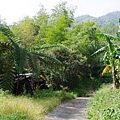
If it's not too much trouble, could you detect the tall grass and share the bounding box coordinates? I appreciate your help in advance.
[0,89,76,120]
[87,84,120,120]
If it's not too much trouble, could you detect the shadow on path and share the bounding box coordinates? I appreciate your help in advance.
[43,97,91,120]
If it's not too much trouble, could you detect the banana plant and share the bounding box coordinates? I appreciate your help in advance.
[92,33,120,89]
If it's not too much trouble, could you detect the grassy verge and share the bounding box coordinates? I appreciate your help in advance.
[87,84,120,120]
[0,89,76,120]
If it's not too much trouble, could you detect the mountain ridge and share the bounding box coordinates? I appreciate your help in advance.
[75,11,120,25]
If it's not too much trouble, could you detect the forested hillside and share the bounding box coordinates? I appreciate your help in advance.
[76,11,120,26]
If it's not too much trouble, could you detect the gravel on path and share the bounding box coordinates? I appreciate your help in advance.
[43,97,91,120]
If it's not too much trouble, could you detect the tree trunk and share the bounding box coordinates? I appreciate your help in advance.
[112,66,117,89]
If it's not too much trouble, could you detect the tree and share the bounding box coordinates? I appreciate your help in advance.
[11,16,36,48]
[70,21,103,84]
[101,22,119,36]
[33,5,49,48]
[45,2,74,44]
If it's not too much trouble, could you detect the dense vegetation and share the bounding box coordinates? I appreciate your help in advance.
[87,84,120,120]
[0,1,120,119]
[0,2,105,94]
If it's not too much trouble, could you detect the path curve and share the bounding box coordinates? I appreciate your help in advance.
[43,97,91,120]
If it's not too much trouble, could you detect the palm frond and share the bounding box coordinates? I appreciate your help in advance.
[107,39,115,56]
[0,24,14,38]
[0,40,15,92]
[96,33,117,41]
[0,60,15,92]
[31,52,63,75]
[33,44,72,52]
[91,46,107,56]
[32,52,62,66]
[14,44,28,73]
[27,53,40,76]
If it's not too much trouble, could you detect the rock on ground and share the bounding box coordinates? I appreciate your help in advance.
[43,97,91,120]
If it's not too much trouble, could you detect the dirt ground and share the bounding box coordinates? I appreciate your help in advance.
[43,97,91,120]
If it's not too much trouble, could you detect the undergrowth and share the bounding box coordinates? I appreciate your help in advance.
[87,84,120,120]
[0,89,76,120]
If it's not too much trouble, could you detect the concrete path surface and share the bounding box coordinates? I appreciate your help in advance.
[43,97,91,120]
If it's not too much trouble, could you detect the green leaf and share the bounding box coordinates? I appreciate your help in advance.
[0,24,14,38]
[14,44,28,73]
[91,46,107,56]
[107,39,115,56]
[96,33,116,41]
[97,33,116,56]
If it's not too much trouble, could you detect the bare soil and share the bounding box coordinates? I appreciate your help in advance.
[43,97,91,120]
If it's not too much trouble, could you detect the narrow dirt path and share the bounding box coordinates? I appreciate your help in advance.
[43,97,91,120]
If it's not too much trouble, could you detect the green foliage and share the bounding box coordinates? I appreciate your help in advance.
[0,24,14,39]
[0,65,15,92]
[51,1,74,26]
[33,6,48,47]
[0,41,15,91]
[0,112,28,120]
[87,84,120,120]
[70,21,104,85]
[0,89,10,96]
[44,2,74,44]
[51,48,87,90]
[56,90,76,101]
[33,89,76,101]
[0,25,63,93]
[14,44,28,73]
[72,21,100,56]
[93,33,120,88]
[32,89,57,98]
[46,16,68,44]
[101,22,119,36]
[12,16,36,48]
[71,87,86,97]
[1,2,118,95]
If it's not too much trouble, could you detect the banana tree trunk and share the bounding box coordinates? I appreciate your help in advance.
[112,65,117,89]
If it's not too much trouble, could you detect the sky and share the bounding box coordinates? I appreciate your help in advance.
[0,0,120,24]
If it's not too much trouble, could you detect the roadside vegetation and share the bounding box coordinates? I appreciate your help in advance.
[0,89,76,120]
[87,84,120,120]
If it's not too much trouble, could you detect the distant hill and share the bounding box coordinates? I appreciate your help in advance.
[75,11,120,26]
[75,15,96,23]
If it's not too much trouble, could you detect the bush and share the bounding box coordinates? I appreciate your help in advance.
[32,89,56,98]
[0,89,10,97]
[33,89,76,102]
[55,90,77,102]
[87,84,120,120]
[71,88,86,97]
